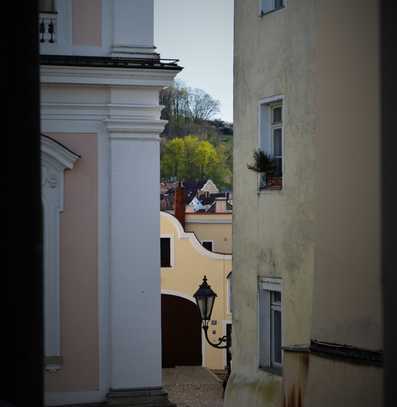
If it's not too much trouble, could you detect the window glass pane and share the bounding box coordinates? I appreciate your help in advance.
[272,106,282,124]
[160,238,171,267]
[275,0,284,10]
[273,310,282,364]
[261,0,273,14]
[202,241,213,251]
[274,158,282,177]
[273,128,282,157]
[272,291,281,304]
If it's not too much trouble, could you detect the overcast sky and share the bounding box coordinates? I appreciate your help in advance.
[154,0,234,123]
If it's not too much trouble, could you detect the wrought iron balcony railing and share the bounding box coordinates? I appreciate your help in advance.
[39,13,57,44]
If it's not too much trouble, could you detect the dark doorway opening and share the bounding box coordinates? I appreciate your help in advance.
[161,294,202,367]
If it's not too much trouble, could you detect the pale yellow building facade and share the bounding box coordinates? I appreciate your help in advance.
[185,213,232,254]
[160,211,232,370]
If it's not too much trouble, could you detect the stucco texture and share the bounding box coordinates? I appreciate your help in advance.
[45,133,99,392]
[185,213,232,254]
[228,0,382,406]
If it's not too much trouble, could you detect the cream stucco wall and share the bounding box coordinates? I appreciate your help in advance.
[160,212,232,370]
[45,133,99,392]
[228,0,382,406]
[312,0,382,351]
[185,213,232,254]
[228,0,316,405]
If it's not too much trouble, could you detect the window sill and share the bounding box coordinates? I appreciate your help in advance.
[257,186,283,195]
[258,186,283,192]
[259,6,285,18]
[258,175,283,192]
[259,365,283,376]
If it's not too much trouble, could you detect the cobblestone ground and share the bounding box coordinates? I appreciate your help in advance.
[163,366,224,407]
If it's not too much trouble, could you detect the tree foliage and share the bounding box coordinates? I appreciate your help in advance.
[161,136,231,188]
[160,82,232,189]
[160,81,221,139]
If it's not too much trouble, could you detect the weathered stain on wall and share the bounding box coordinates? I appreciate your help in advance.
[225,371,282,407]
[282,352,309,407]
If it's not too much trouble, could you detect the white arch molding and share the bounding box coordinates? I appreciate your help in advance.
[160,212,232,261]
[41,135,80,372]
[161,289,196,305]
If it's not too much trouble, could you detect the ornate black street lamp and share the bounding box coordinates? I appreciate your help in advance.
[193,276,231,391]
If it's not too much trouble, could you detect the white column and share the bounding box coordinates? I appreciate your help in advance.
[107,88,166,390]
[112,0,156,57]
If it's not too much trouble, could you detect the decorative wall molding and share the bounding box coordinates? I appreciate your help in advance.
[309,339,383,367]
[41,135,79,365]
[283,340,383,367]
[161,290,196,305]
[40,65,178,87]
[105,118,167,136]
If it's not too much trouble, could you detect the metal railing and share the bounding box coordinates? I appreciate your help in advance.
[39,13,56,44]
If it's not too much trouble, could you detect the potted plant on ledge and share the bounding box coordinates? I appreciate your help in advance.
[247,148,277,191]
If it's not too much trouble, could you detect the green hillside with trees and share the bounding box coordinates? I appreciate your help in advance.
[160,81,233,189]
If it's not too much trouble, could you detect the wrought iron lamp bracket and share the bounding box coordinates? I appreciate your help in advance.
[203,325,228,349]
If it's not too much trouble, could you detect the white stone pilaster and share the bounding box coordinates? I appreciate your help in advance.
[107,87,164,390]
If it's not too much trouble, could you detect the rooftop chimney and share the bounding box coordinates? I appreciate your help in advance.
[174,182,186,229]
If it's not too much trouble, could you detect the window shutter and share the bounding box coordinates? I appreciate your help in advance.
[259,288,271,367]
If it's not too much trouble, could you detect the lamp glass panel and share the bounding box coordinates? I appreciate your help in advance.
[206,294,216,320]
[196,296,207,320]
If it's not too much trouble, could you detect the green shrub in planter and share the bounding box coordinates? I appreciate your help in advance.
[247,149,276,189]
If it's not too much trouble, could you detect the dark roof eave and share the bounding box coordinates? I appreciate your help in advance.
[40,54,183,71]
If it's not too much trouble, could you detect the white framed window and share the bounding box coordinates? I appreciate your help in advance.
[258,96,284,190]
[258,277,282,373]
[161,235,174,268]
[202,240,214,252]
[260,0,285,16]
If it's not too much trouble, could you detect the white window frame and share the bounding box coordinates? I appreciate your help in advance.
[160,234,174,268]
[259,0,286,17]
[258,95,284,191]
[270,102,282,162]
[258,277,283,373]
[202,240,215,252]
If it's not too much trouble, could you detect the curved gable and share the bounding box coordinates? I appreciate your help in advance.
[161,211,231,261]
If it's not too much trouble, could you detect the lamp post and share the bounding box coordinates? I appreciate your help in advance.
[193,276,231,391]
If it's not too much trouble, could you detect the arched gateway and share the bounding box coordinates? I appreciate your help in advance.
[161,294,202,367]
